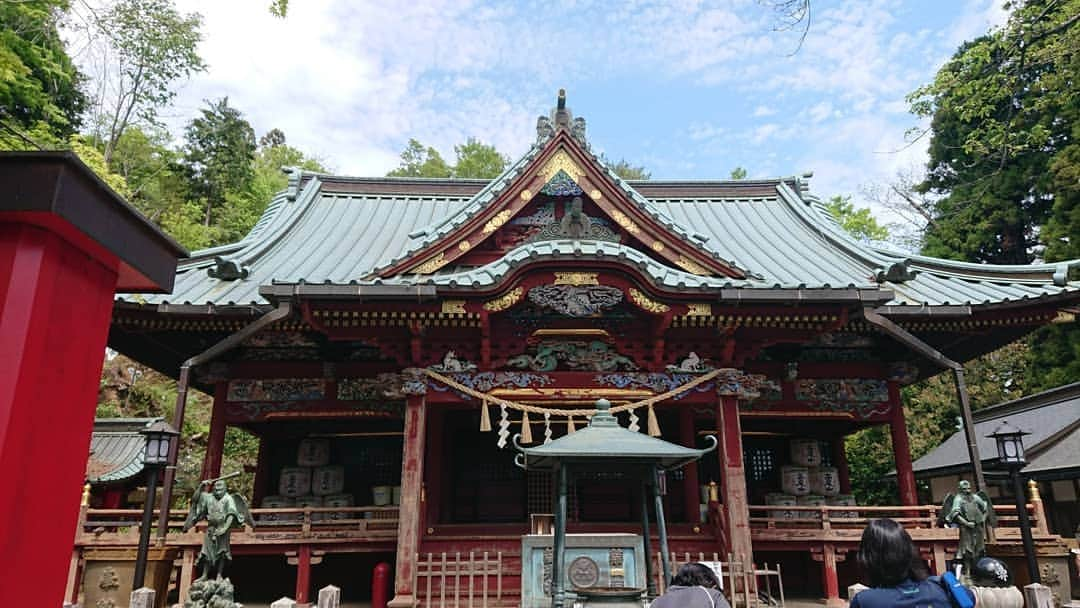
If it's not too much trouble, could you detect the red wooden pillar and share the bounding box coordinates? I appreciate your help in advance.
[200,382,228,480]
[888,382,918,506]
[821,543,843,608]
[680,405,701,523]
[388,391,428,608]
[295,545,312,604]
[0,151,184,608]
[832,436,851,494]
[716,395,753,566]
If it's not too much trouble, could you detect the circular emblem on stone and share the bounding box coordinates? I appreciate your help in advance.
[568,556,600,588]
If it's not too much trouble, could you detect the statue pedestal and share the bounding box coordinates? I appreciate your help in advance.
[82,547,179,608]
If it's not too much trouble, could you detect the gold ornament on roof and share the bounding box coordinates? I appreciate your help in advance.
[553,272,599,286]
[609,209,640,234]
[590,189,602,199]
[520,189,532,200]
[483,209,514,234]
[539,149,585,183]
[686,303,713,317]
[458,240,470,251]
[441,300,467,315]
[651,241,665,252]
[675,255,709,276]
[411,253,448,274]
[628,288,670,314]
[483,287,524,312]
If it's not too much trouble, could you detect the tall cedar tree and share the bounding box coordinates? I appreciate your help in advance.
[182,98,256,227]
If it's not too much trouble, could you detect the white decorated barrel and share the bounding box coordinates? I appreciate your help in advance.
[311,465,345,496]
[372,485,392,506]
[323,493,354,520]
[765,492,797,520]
[780,465,810,496]
[790,439,822,467]
[295,495,324,521]
[828,494,858,518]
[297,438,330,467]
[259,495,295,524]
[392,485,402,506]
[809,466,840,496]
[797,495,827,519]
[279,466,312,497]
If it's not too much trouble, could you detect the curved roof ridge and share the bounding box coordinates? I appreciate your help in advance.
[774,182,902,272]
[175,187,296,270]
[383,238,765,290]
[223,176,324,270]
[888,251,1080,286]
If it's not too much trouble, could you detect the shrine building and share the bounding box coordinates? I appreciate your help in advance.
[79,94,1080,607]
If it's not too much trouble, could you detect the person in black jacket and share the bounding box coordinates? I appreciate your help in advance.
[651,562,731,608]
[849,519,952,608]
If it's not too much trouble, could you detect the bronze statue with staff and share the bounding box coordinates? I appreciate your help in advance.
[182,471,254,580]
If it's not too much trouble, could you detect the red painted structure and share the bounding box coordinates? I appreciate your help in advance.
[0,152,184,607]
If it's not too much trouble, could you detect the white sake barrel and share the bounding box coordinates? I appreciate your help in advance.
[297,439,330,467]
[279,466,312,497]
[392,485,402,505]
[372,485,392,506]
[809,466,840,496]
[790,439,822,467]
[765,492,797,520]
[311,465,345,496]
[323,493,354,520]
[780,465,810,496]
[295,495,324,521]
[828,494,858,519]
[259,495,294,524]
[797,495,827,520]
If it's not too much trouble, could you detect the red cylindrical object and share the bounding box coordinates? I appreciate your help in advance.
[372,561,392,608]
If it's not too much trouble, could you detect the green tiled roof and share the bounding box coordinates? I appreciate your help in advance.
[123,142,1080,310]
[86,418,159,484]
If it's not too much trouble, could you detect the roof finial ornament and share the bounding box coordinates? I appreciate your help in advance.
[554,89,571,129]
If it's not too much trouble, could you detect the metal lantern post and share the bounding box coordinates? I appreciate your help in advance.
[133,420,179,590]
[987,421,1039,584]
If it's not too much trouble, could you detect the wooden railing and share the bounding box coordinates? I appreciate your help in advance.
[77,506,399,544]
[747,502,1043,534]
[414,551,507,608]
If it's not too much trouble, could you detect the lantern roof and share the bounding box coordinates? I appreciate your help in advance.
[514,399,716,471]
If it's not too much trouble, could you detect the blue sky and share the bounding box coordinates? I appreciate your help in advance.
[165,0,1007,219]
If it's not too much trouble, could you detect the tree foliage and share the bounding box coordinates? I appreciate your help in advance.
[182,98,257,227]
[93,0,205,165]
[387,138,452,178]
[453,138,508,179]
[909,0,1079,264]
[605,157,651,180]
[729,166,748,180]
[824,195,889,242]
[0,0,86,146]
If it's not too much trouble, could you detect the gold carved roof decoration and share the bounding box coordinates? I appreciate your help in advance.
[483,209,514,234]
[553,272,599,286]
[628,288,670,314]
[538,148,586,184]
[483,286,524,312]
[675,255,710,276]
[609,209,641,235]
[410,252,448,274]
[441,300,467,315]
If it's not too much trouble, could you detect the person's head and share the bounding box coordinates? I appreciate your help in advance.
[670,562,720,589]
[958,480,972,495]
[212,480,227,498]
[857,518,915,587]
[972,557,1012,588]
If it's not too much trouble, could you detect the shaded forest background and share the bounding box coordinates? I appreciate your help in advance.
[1,0,1076,505]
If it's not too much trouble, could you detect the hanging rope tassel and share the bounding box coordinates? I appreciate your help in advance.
[479,396,492,432]
[521,411,534,443]
[543,412,552,444]
[647,403,661,437]
[567,415,576,434]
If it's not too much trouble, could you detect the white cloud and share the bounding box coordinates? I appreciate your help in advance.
[752,105,776,117]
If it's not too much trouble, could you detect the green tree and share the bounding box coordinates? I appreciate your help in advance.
[729,166,748,180]
[452,138,508,179]
[909,0,1079,264]
[387,138,452,178]
[0,0,86,147]
[606,157,651,180]
[94,0,205,166]
[182,97,256,227]
[824,195,889,242]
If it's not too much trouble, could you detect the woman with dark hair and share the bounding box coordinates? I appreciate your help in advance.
[850,519,952,608]
[651,562,731,608]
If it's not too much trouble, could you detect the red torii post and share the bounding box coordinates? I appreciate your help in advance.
[0,152,184,608]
